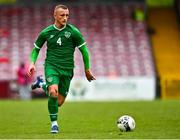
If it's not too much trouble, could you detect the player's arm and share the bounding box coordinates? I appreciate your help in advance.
[78,44,96,82]
[78,44,90,70]
[72,25,96,81]
[27,31,46,77]
[30,44,41,64]
[27,46,40,77]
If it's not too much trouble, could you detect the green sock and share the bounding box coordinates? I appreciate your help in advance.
[48,97,58,122]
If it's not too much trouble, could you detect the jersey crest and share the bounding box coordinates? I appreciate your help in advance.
[64,31,71,38]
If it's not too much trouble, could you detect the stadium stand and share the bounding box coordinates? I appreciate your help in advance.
[0,2,155,81]
[148,7,180,99]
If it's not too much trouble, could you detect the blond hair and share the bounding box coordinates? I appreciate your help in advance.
[54,4,68,11]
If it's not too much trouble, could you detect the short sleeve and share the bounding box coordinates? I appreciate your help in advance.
[34,31,46,49]
[72,27,86,48]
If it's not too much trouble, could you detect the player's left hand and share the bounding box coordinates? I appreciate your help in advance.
[85,69,96,82]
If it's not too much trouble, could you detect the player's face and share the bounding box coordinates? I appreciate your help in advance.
[54,8,69,26]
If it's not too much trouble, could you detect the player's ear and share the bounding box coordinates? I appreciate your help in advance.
[53,10,56,19]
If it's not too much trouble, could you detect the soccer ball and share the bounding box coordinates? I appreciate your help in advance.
[117,115,136,132]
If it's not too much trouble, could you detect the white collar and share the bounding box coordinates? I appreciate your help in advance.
[53,24,66,31]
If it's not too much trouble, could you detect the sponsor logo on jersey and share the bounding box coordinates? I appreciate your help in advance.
[50,35,55,39]
[64,31,71,38]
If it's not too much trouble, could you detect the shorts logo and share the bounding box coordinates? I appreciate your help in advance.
[64,31,71,38]
[47,77,53,83]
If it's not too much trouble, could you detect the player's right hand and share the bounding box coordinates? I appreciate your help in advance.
[27,63,36,77]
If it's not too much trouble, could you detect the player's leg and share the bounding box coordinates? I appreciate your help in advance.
[45,66,61,134]
[31,75,45,90]
[48,84,59,133]
[31,75,50,96]
[48,75,69,133]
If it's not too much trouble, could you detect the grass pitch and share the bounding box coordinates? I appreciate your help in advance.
[0,99,180,139]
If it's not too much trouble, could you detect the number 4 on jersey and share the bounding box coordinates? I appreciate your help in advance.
[57,37,62,46]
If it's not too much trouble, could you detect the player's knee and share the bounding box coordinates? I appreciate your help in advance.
[48,86,58,98]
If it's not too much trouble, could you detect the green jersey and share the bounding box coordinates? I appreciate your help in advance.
[34,24,86,69]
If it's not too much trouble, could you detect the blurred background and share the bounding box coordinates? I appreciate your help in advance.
[0,0,180,101]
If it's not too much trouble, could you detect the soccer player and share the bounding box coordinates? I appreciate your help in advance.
[27,4,95,134]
